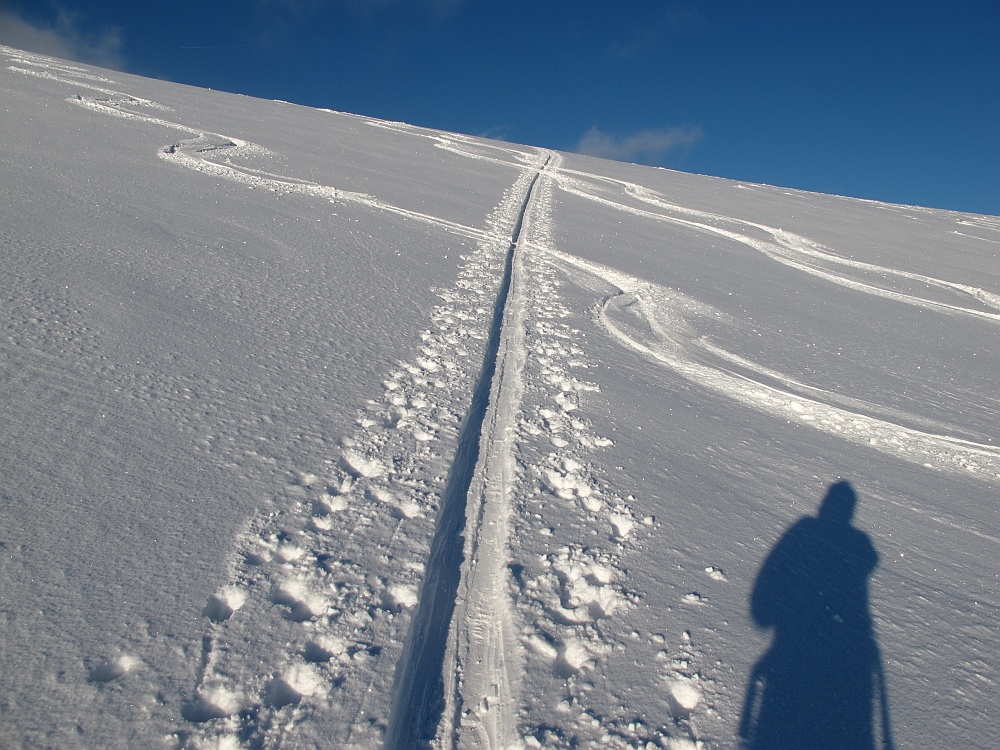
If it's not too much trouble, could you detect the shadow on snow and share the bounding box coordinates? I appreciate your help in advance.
[740,480,894,750]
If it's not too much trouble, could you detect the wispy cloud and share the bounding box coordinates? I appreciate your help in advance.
[576,125,703,165]
[476,125,511,142]
[0,7,123,69]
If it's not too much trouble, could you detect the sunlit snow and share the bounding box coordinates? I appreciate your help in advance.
[1,45,997,750]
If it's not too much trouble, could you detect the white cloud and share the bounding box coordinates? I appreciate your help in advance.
[0,7,123,69]
[576,125,703,165]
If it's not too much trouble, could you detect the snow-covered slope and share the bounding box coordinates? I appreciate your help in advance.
[1,46,997,750]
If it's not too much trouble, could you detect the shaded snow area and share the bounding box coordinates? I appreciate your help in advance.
[1,46,997,750]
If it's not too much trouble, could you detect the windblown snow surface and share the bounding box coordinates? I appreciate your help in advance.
[1,46,997,750]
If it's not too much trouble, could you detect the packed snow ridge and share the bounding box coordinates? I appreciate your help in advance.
[2,45,998,750]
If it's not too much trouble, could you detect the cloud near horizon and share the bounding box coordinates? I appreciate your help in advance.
[0,7,123,69]
[576,125,703,164]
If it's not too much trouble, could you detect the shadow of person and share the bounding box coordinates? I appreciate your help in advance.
[739,481,894,750]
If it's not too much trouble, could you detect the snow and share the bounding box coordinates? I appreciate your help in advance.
[1,44,998,749]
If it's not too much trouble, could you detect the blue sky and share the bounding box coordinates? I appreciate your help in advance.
[2,0,998,216]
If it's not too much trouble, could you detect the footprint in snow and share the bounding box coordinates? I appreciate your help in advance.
[88,654,140,683]
[204,586,247,623]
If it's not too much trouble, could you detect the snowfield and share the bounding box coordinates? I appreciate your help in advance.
[1,45,997,749]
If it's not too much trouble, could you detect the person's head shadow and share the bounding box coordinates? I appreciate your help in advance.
[739,480,894,750]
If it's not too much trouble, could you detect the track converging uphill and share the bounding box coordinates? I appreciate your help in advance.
[387,154,553,750]
[5,46,998,750]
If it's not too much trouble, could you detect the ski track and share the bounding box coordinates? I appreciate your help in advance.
[540,248,1000,484]
[168,149,551,747]
[7,47,998,749]
[436,157,548,750]
[503,167,681,749]
[4,51,545,748]
[6,52,645,749]
[178,175,530,748]
[548,167,1000,323]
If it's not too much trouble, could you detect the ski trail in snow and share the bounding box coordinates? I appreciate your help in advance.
[384,150,551,750]
[6,48,172,109]
[362,119,541,173]
[441,155,551,750]
[357,125,1000,325]
[383,142,652,749]
[503,169,662,748]
[5,52,564,748]
[548,167,1000,324]
[10,45,999,326]
[70,94,491,242]
[375,138,655,747]
[541,248,1000,482]
[176,164,549,750]
[5,58,494,244]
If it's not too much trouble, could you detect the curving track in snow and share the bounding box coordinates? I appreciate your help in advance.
[6,52,557,748]
[7,47,997,750]
[540,247,1000,483]
[549,166,1000,324]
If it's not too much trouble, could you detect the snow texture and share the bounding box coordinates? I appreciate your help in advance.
[1,44,998,750]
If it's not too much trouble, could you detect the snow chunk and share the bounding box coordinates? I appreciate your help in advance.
[385,583,418,611]
[274,541,305,563]
[189,735,242,750]
[318,493,347,513]
[395,499,422,519]
[295,471,319,486]
[667,739,703,750]
[610,513,634,539]
[526,633,559,660]
[309,515,333,531]
[704,566,728,582]
[667,678,702,716]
